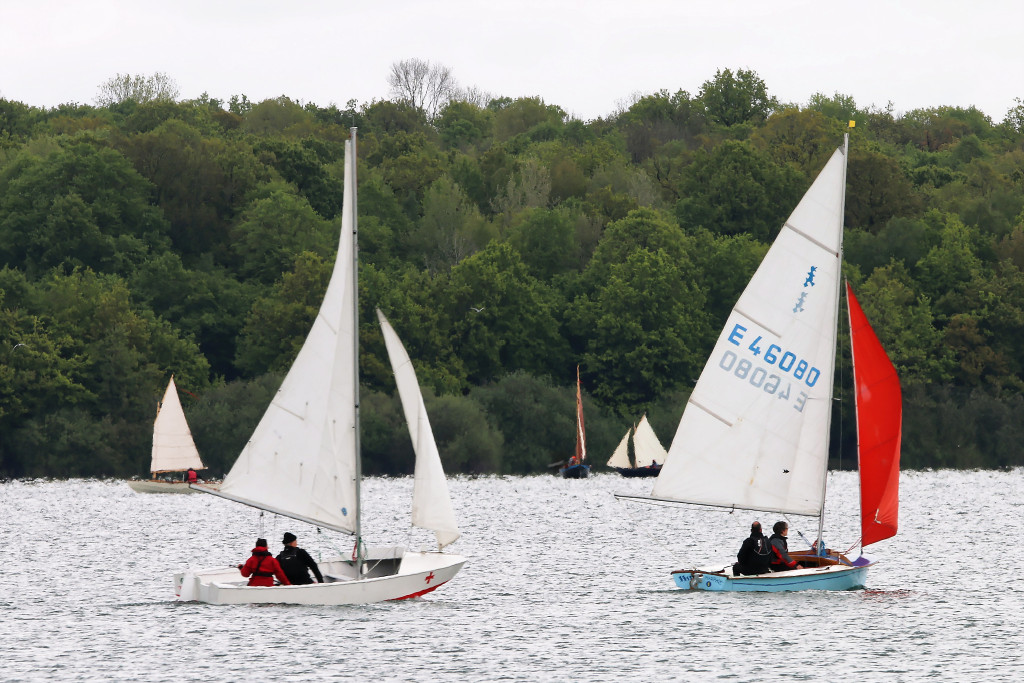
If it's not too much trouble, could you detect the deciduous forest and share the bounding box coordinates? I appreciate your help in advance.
[2,67,1024,477]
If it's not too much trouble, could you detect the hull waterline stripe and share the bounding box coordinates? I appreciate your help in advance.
[391,579,450,601]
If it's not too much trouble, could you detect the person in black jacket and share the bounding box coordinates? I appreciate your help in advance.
[276,532,324,585]
[768,521,804,572]
[734,521,772,575]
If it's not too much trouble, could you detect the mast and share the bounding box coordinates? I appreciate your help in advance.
[350,127,363,577]
[815,129,851,550]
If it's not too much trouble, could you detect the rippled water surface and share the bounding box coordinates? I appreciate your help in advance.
[2,470,1022,681]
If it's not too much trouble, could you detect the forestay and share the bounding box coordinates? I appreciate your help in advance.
[211,141,359,534]
[377,309,461,549]
[651,148,847,516]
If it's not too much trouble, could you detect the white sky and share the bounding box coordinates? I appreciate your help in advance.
[2,0,1022,122]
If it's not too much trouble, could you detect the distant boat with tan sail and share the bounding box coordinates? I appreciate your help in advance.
[128,377,213,494]
[607,415,666,477]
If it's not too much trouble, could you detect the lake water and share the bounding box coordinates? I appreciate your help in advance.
[2,470,1022,681]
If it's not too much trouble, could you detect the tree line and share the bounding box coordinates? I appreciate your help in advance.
[2,67,1024,478]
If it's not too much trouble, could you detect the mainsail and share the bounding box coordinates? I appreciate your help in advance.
[210,139,359,534]
[377,309,461,550]
[847,283,901,546]
[633,415,667,468]
[651,147,848,516]
[150,376,205,473]
[575,366,586,462]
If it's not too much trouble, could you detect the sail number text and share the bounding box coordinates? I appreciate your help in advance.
[720,324,822,411]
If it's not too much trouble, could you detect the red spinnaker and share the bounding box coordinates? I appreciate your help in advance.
[847,283,902,547]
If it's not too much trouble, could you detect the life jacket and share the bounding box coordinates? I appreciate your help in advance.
[250,550,275,577]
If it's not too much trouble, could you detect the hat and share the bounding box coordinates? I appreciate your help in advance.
[255,538,267,548]
[282,532,297,545]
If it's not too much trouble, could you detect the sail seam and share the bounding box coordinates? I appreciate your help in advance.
[732,307,781,338]
[689,398,732,427]
[783,221,840,257]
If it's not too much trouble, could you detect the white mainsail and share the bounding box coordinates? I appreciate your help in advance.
[651,147,847,516]
[211,140,360,534]
[632,415,667,467]
[150,376,205,473]
[607,431,632,469]
[377,310,461,549]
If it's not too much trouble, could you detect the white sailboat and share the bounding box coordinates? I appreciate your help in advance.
[618,133,901,591]
[175,129,465,605]
[128,377,209,494]
[606,415,666,477]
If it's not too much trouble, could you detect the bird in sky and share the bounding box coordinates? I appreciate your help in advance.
[469,307,484,313]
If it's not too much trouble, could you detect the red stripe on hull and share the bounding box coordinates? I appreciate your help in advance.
[391,579,450,601]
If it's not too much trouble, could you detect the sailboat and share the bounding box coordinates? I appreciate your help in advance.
[607,415,666,477]
[560,366,591,478]
[618,134,901,592]
[175,129,465,605]
[128,377,210,494]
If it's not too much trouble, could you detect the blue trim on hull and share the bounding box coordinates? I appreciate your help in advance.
[673,565,869,592]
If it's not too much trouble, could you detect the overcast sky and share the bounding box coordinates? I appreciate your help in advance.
[2,0,1022,122]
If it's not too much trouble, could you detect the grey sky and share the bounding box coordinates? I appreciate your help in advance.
[2,0,1021,121]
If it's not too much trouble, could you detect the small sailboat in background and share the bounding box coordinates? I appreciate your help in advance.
[175,129,465,605]
[560,366,591,479]
[618,133,901,592]
[607,415,666,477]
[128,376,211,494]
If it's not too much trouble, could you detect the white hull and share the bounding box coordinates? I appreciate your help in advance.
[175,548,465,605]
[128,480,218,494]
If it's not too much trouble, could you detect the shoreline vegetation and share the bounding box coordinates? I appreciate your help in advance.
[3,67,1024,477]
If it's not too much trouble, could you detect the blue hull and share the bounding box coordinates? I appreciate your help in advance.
[560,464,590,478]
[673,563,870,592]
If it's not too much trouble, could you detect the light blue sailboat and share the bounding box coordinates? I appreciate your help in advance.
[619,133,902,592]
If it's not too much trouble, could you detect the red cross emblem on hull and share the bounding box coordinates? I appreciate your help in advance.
[425,572,435,584]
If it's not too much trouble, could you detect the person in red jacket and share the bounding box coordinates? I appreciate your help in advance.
[238,538,291,587]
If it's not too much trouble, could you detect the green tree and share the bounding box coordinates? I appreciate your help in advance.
[674,140,804,241]
[0,139,170,278]
[229,185,335,283]
[441,242,569,384]
[697,68,777,127]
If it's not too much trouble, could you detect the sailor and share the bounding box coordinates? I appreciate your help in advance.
[238,538,291,587]
[186,468,198,484]
[734,521,772,575]
[276,532,324,585]
[768,521,804,572]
